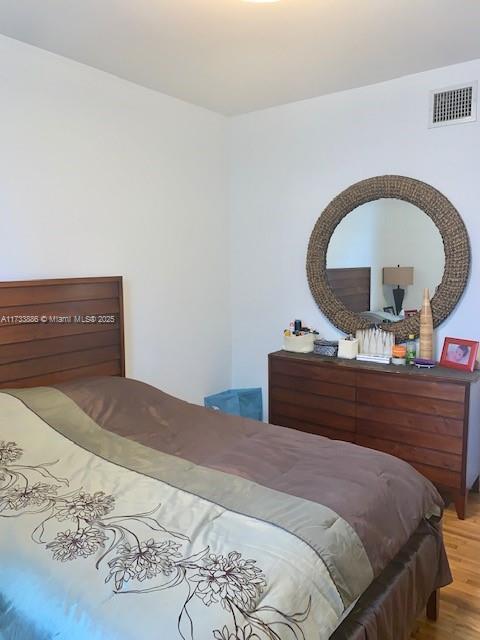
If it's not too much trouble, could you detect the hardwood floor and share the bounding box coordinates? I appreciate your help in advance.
[413,494,480,639]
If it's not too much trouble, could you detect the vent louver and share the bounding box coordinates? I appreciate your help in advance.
[429,82,477,128]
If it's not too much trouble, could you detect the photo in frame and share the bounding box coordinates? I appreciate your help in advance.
[440,337,479,372]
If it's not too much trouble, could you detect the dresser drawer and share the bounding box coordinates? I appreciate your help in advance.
[356,434,462,473]
[408,462,461,490]
[356,371,466,403]
[356,403,464,438]
[355,433,462,489]
[270,371,355,401]
[270,387,355,417]
[358,387,465,419]
[270,356,356,387]
[357,417,463,454]
[270,399,355,433]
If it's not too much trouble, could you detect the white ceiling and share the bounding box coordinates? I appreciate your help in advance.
[1,0,480,115]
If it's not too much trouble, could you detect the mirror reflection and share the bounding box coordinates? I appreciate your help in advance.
[326,199,445,324]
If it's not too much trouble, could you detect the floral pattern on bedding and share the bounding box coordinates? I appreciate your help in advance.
[0,440,311,640]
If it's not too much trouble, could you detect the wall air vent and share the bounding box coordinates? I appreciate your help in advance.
[429,82,477,128]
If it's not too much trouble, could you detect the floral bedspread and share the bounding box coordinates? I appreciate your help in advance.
[0,390,350,640]
[0,378,447,640]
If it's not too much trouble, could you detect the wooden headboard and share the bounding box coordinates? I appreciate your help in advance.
[326,267,371,313]
[0,276,125,388]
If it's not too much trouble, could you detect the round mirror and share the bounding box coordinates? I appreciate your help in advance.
[306,175,470,340]
[326,199,445,325]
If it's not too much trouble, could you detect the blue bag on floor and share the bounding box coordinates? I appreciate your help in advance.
[204,388,263,421]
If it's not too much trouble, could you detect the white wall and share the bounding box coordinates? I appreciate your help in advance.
[326,202,380,307]
[0,35,231,404]
[2,35,479,411]
[229,59,480,409]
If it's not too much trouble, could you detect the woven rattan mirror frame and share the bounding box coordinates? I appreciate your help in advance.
[306,175,470,341]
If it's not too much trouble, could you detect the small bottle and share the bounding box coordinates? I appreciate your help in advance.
[406,334,416,365]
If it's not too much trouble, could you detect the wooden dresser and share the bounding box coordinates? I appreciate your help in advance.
[268,350,480,519]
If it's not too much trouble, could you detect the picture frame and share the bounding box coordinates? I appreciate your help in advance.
[404,309,418,318]
[383,306,394,314]
[440,337,479,372]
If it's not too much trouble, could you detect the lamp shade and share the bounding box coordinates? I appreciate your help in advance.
[383,266,414,286]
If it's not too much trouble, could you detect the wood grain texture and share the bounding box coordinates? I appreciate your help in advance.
[271,372,355,401]
[270,351,480,383]
[0,298,120,324]
[270,387,356,417]
[0,281,119,305]
[356,405,464,437]
[0,319,121,346]
[356,372,466,403]
[356,418,463,455]
[0,345,120,384]
[407,462,461,490]
[359,388,465,419]
[326,267,371,313]
[0,330,120,365]
[4,361,122,388]
[270,357,356,386]
[0,277,125,387]
[355,434,462,473]
[413,495,480,639]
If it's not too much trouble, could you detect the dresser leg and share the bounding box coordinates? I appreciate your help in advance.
[454,492,467,520]
[426,589,439,622]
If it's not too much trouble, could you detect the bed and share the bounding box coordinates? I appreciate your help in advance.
[0,277,451,640]
[326,268,371,314]
[325,268,403,324]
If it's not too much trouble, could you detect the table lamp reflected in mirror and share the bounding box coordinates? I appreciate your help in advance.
[383,265,414,315]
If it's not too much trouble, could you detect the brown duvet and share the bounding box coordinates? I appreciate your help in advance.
[56,376,452,630]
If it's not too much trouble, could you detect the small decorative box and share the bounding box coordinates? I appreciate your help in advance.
[338,338,359,360]
[314,339,339,357]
